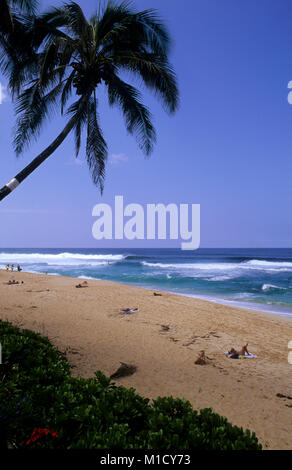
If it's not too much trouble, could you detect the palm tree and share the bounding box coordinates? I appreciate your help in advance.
[0,0,178,202]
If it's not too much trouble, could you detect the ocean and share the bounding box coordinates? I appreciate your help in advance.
[1,247,292,318]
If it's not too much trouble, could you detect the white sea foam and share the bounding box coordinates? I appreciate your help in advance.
[142,261,238,270]
[262,283,286,291]
[209,275,237,281]
[232,292,254,299]
[244,260,292,271]
[78,275,100,280]
[3,253,292,272]
[0,252,124,266]
[142,259,292,274]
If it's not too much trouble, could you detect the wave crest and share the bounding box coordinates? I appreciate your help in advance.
[0,252,124,266]
[262,284,286,291]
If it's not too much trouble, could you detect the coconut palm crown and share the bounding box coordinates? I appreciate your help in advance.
[0,0,178,201]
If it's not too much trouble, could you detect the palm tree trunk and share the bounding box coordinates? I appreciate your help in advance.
[0,95,88,202]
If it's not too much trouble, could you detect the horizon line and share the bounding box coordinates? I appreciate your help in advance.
[0,247,292,250]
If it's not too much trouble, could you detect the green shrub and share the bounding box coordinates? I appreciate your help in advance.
[0,320,262,450]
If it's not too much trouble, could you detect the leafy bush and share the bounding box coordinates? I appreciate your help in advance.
[0,320,261,450]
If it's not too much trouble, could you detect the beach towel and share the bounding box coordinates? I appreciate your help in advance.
[224,352,258,359]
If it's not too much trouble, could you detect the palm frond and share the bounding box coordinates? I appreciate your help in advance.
[36,6,69,31]
[107,74,156,155]
[114,51,179,113]
[86,96,107,192]
[61,69,75,114]
[14,80,64,154]
[12,0,38,15]
[0,0,38,34]
[134,9,170,56]
[97,4,170,57]
[67,95,89,157]
[74,117,82,158]
[0,0,14,34]
[38,36,74,89]
[62,1,91,41]
[96,1,134,46]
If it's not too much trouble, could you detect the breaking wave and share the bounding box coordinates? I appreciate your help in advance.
[0,252,125,266]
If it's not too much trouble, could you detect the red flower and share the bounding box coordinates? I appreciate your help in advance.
[26,428,59,446]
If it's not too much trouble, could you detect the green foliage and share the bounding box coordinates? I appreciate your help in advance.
[0,320,262,450]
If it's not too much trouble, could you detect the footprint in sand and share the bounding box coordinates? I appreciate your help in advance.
[157,324,179,343]
[276,393,292,407]
[26,289,50,293]
[276,393,292,400]
[159,324,170,333]
[200,331,221,340]
[183,336,199,347]
[62,347,81,357]
[169,337,179,343]
[183,332,221,347]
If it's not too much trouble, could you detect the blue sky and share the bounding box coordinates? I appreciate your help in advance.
[0,0,292,248]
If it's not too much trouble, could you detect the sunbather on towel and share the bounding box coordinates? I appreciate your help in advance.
[76,281,88,288]
[228,343,249,358]
[120,307,139,314]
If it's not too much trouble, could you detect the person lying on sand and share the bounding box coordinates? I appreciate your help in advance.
[119,307,139,314]
[228,343,249,358]
[5,280,23,285]
[75,281,88,288]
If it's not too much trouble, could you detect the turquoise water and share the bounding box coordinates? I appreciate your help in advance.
[1,248,292,318]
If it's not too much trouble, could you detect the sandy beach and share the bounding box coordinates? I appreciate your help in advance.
[0,269,291,450]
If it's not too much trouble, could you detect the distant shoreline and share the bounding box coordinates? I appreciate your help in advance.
[2,265,292,320]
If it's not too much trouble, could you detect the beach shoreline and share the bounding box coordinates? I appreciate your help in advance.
[1,269,291,450]
[2,247,292,318]
[4,266,292,320]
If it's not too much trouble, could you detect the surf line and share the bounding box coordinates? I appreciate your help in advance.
[92,196,200,250]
